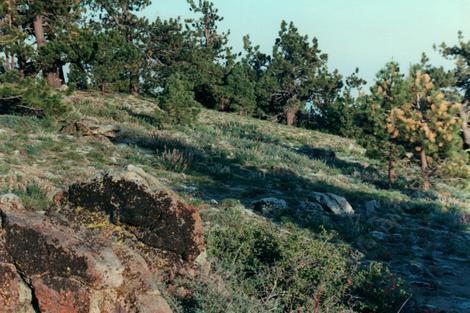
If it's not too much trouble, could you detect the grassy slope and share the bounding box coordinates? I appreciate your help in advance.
[0,91,469,311]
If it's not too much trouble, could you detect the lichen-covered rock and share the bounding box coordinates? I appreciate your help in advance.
[0,194,173,313]
[253,197,288,216]
[0,263,36,313]
[60,117,120,142]
[307,192,354,216]
[56,165,204,261]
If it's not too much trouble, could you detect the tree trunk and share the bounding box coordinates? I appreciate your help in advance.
[33,14,62,88]
[387,146,396,187]
[130,83,139,96]
[4,50,11,71]
[420,149,430,191]
[285,107,299,126]
[46,71,62,89]
[33,15,46,47]
[461,100,470,150]
[204,15,211,47]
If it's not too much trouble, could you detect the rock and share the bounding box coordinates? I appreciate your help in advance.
[295,201,328,226]
[0,263,36,313]
[60,118,120,142]
[56,165,204,262]
[252,197,288,217]
[0,194,173,313]
[307,192,354,216]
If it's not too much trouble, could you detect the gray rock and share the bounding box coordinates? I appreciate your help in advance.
[253,197,288,216]
[308,192,354,216]
[295,201,328,226]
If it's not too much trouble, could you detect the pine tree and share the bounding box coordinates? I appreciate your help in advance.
[258,21,341,126]
[223,62,257,114]
[82,0,150,94]
[140,17,187,96]
[387,71,465,190]
[183,0,230,109]
[357,62,409,187]
[156,73,201,126]
[439,33,470,150]
[186,0,227,55]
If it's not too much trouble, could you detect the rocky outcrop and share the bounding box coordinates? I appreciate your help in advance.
[0,194,173,313]
[60,118,120,142]
[55,165,204,262]
[307,192,354,216]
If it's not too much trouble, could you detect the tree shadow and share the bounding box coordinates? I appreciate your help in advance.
[211,121,394,190]
[124,109,161,126]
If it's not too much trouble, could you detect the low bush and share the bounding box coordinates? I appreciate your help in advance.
[188,208,414,313]
[0,71,68,118]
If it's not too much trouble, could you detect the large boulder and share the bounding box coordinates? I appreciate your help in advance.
[55,165,204,262]
[0,194,172,313]
[307,192,354,216]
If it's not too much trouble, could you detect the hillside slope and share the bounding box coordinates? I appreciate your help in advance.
[1,91,469,312]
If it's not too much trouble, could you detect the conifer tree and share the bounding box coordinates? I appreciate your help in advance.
[387,71,464,190]
[187,0,227,55]
[439,33,470,150]
[82,0,150,94]
[357,62,409,186]
[183,0,229,109]
[140,17,187,96]
[258,21,341,126]
[156,73,201,126]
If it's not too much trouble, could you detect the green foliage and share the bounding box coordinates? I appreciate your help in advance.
[388,70,467,189]
[351,262,411,313]
[67,63,89,90]
[141,17,187,96]
[255,21,342,125]
[204,209,412,313]
[156,74,201,127]
[220,62,257,114]
[91,30,142,93]
[0,71,68,117]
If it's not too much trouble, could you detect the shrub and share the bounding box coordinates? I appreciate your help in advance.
[154,147,193,173]
[156,74,201,127]
[0,71,68,118]
[202,209,413,313]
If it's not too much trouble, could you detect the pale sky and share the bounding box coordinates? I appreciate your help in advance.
[143,0,470,84]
